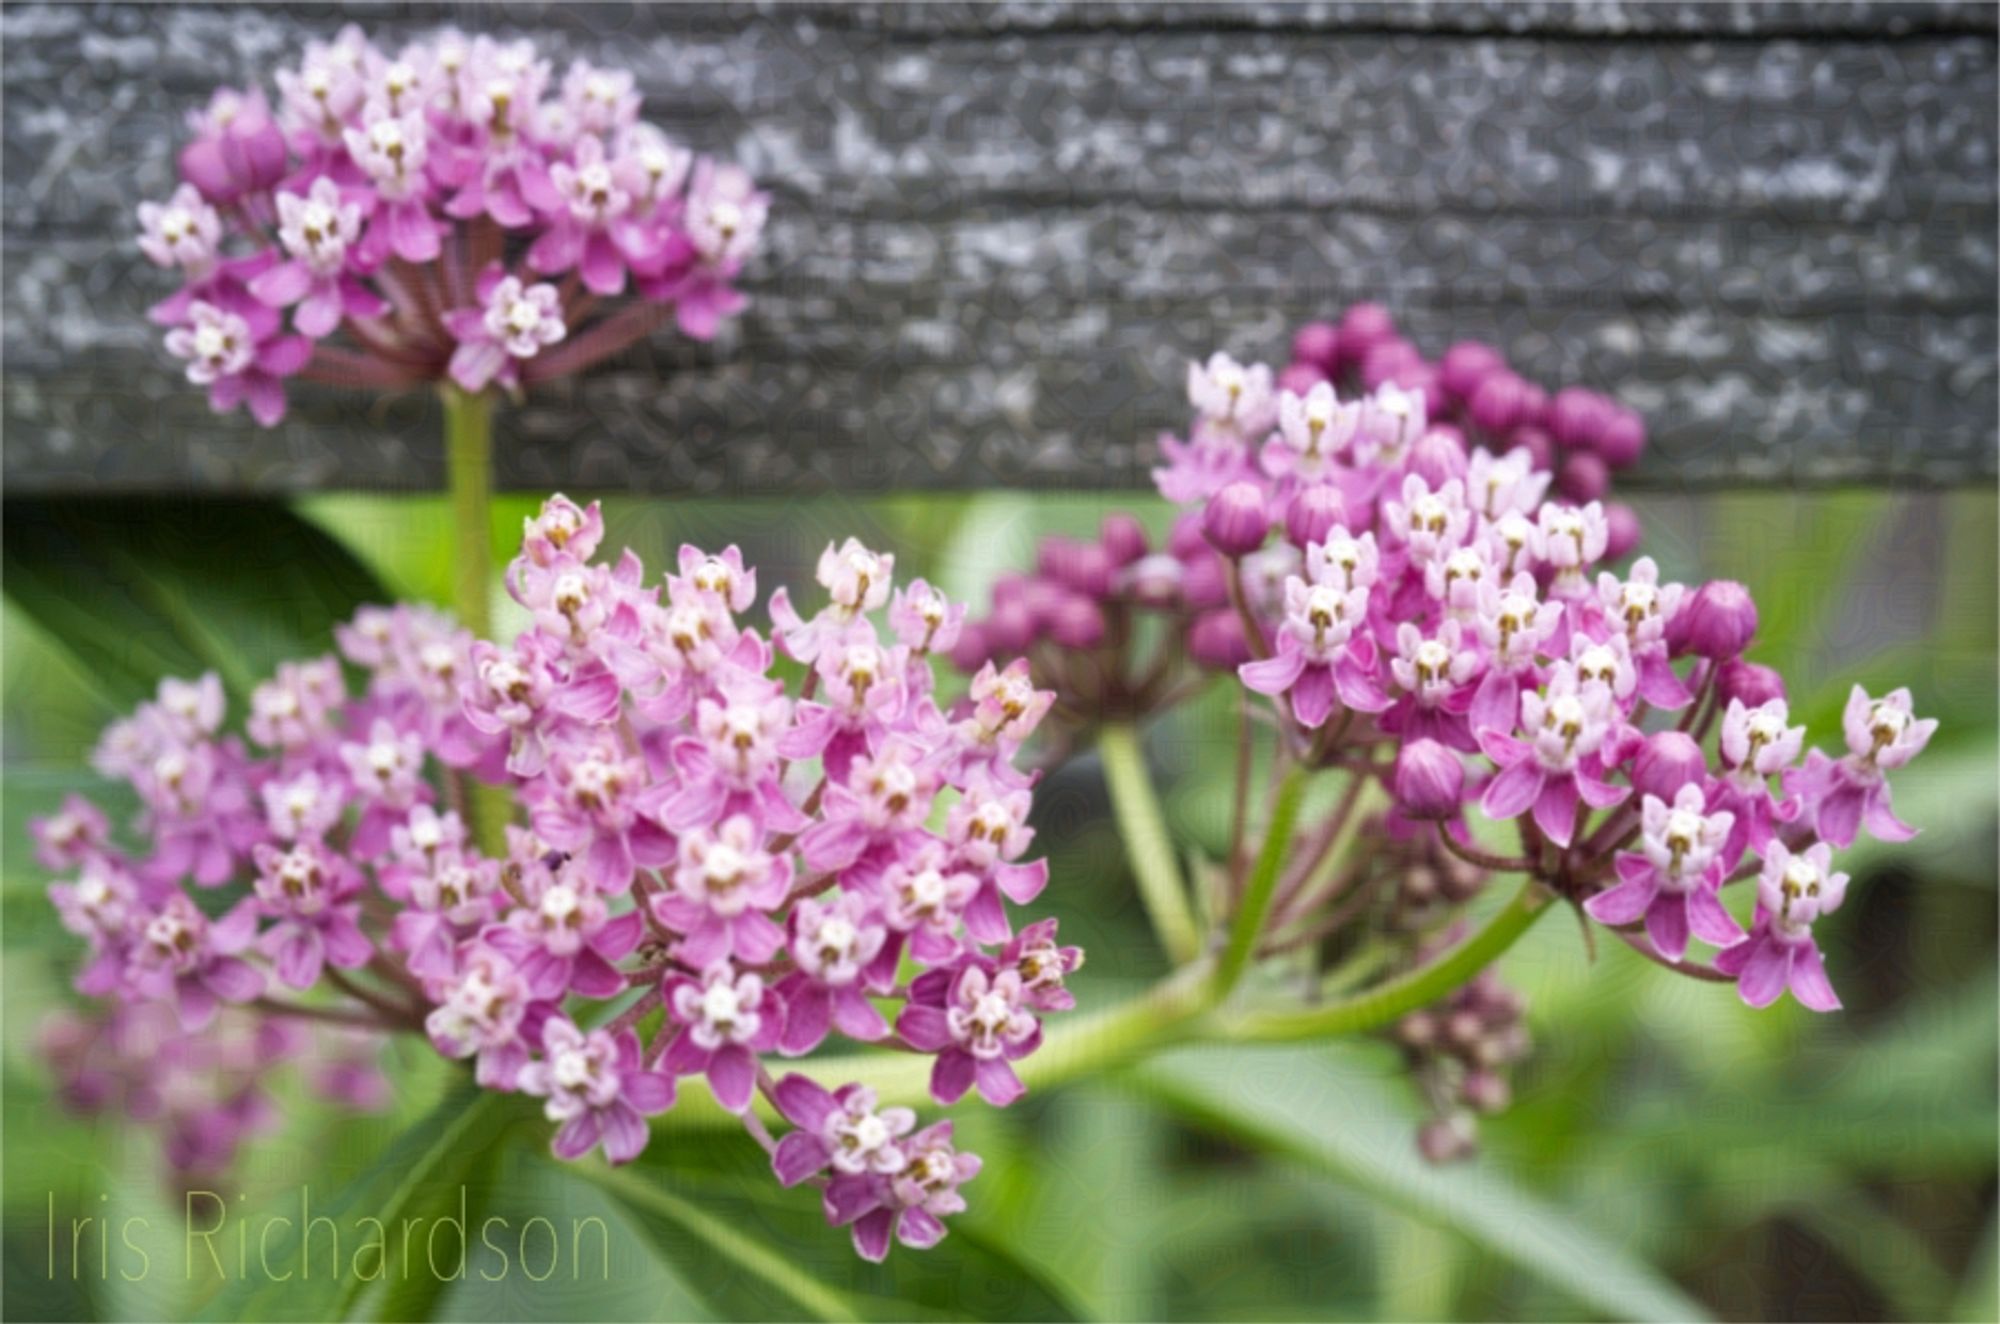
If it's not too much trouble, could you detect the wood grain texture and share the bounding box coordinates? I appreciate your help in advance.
[4,2,1994,493]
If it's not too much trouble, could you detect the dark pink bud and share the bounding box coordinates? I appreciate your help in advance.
[1438,341,1507,402]
[1336,302,1398,366]
[1508,425,1556,472]
[1394,739,1465,820]
[1603,502,1643,560]
[1468,372,1530,435]
[1418,1115,1477,1164]
[1203,482,1270,558]
[1179,549,1229,610]
[984,601,1036,654]
[1632,731,1708,801]
[1407,427,1469,488]
[1277,361,1329,395]
[1674,580,1759,660]
[1285,484,1349,549]
[990,572,1030,611]
[1168,512,1207,560]
[1557,450,1610,503]
[1051,542,1115,600]
[1514,380,1549,430]
[1548,387,1612,450]
[1596,406,1647,468]
[1290,321,1342,373]
[1188,609,1252,671]
[1717,658,1786,708]
[1462,1069,1512,1114]
[1360,339,1422,392]
[948,623,992,673]
[1023,579,1070,630]
[1099,513,1149,566]
[1047,594,1106,649]
[1035,536,1082,582]
[1389,361,1442,405]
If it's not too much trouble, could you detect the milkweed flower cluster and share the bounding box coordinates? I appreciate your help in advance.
[36,497,1076,1260]
[136,26,765,424]
[958,305,1929,1158]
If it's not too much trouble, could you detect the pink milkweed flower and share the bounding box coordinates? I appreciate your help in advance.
[1383,474,1473,569]
[247,656,345,751]
[943,772,1049,942]
[1468,571,1564,735]
[1478,663,1629,847]
[530,136,640,295]
[952,658,1056,777]
[178,87,289,205]
[1384,620,1482,751]
[446,267,567,392]
[1189,352,1277,441]
[1593,557,1691,708]
[878,842,981,966]
[649,158,768,338]
[163,301,311,426]
[1238,576,1389,728]
[489,868,645,999]
[50,858,140,996]
[32,795,111,872]
[261,769,348,843]
[769,539,897,665]
[1465,446,1551,521]
[1261,382,1361,486]
[1425,545,1495,624]
[1583,786,1743,961]
[652,814,793,968]
[127,893,265,1032]
[798,739,940,883]
[661,963,783,1114]
[521,495,606,568]
[1716,697,1806,858]
[889,580,966,663]
[653,681,806,834]
[1537,502,1609,600]
[672,543,758,614]
[424,942,537,1089]
[346,111,444,264]
[527,740,674,892]
[250,178,384,339]
[138,185,223,277]
[846,1121,983,1262]
[998,918,1084,1013]
[250,840,372,988]
[338,718,430,857]
[897,963,1041,1108]
[771,1075,916,1191]
[776,893,892,1055]
[781,630,911,783]
[1714,840,1849,1012]
[134,742,265,889]
[1785,686,1936,848]
[518,1018,674,1165]
[390,852,502,979]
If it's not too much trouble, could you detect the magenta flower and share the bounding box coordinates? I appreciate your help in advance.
[250,841,372,988]
[527,740,674,892]
[1785,686,1936,847]
[163,301,309,426]
[1583,786,1742,961]
[1714,841,1849,1012]
[846,1122,983,1262]
[126,893,265,1032]
[446,268,567,392]
[489,867,645,999]
[771,1074,916,1189]
[1478,663,1629,847]
[423,942,537,1090]
[662,964,783,1114]
[518,1018,674,1165]
[1239,577,1388,728]
[249,178,384,339]
[652,814,792,968]
[897,963,1041,1107]
[776,893,892,1055]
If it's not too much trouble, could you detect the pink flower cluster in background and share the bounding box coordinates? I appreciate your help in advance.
[136,26,766,424]
[36,498,1075,1261]
[956,304,1930,1153]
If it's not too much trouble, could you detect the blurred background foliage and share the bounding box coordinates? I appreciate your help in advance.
[4,486,1994,1323]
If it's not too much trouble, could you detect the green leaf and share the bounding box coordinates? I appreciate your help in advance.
[193,1082,513,1322]
[3,498,389,708]
[1123,1045,1711,1323]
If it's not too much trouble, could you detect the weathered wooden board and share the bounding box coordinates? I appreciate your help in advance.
[3,2,1994,493]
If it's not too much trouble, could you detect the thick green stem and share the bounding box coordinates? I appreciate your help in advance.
[442,384,495,639]
[1225,880,1554,1042]
[442,385,510,853]
[1213,766,1308,996]
[1098,722,1203,965]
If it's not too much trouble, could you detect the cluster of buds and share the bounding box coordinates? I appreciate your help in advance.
[1397,967,1532,1164]
[136,25,765,424]
[36,497,1078,1261]
[962,310,1929,1158]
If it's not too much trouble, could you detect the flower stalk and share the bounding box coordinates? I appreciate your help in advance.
[1097,722,1202,964]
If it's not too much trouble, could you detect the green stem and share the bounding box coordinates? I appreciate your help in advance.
[1098,722,1203,965]
[1225,880,1554,1042]
[442,384,495,639]
[1213,765,1308,996]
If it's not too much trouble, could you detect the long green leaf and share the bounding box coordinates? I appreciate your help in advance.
[194,1083,510,1322]
[1123,1045,1711,1323]
[4,497,388,708]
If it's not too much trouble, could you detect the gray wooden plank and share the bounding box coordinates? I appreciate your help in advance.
[2,1,1993,493]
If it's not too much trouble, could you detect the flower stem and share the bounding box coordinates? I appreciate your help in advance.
[1213,765,1309,997]
[442,384,495,640]
[1097,722,1203,965]
[1224,879,1554,1042]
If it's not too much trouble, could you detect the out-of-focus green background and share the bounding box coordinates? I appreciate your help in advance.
[5,488,1995,1322]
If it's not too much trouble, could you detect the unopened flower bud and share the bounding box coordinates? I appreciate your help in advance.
[948,623,992,673]
[1461,1069,1512,1114]
[1548,387,1613,450]
[1603,501,1643,560]
[1285,484,1349,549]
[1290,321,1341,373]
[1336,302,1397,368]
[1360,340,1422,392]
[1631,731,1708,801]
[1394,740,1465,820]
[1099,513,1149,567]
[1557,450,1610,503]
[1188,609,1253,672]
[1418,1114,1477,1164]
[1407,426,1469,488]
[1468,372,1531,435]
[1438,341,1507,402]
[1202,482,1270,558]
[1716,657,1786,708]
[1596,405,1648,468]
[1673,580,1758,660]
[1277,361,1328,395]
[1047,595,1106,650]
